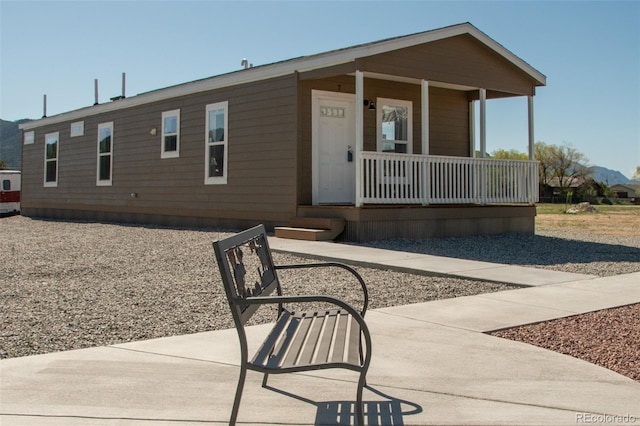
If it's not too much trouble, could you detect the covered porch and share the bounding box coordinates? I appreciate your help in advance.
[289,24,546,241]
[350,70,540,207]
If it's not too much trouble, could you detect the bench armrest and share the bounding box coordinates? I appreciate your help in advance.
[274,262,369,316]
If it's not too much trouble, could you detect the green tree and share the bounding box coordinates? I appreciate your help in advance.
[0,159,7,169]
[534,142,592,191]
[534,142,554,186]
[490,148,528,160]
[632,166,640,182]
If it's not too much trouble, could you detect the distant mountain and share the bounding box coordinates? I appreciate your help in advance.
[0,119,31,170]
[591,166,630,186]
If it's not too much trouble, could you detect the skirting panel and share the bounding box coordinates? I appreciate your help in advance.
[343,215,534,242]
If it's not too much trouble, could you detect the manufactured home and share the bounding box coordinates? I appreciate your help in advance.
[19,23,545,241]
[0,170,21,216]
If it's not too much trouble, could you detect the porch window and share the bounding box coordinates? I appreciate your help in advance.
[97,122,113,186]
[377,98,412,154]
[44,132,59,187]
[161,109,180,158]
[205,101,228,185]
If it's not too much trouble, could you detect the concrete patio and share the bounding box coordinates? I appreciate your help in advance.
[2,240,639,425]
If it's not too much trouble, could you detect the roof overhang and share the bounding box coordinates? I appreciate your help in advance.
[21,22,545,131]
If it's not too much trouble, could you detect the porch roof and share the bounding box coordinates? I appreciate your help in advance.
[21,22,546,131]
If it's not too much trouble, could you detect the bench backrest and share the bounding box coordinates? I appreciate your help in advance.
[213,225,281,326]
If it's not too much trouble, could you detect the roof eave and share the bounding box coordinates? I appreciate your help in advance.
[20,22,545,131]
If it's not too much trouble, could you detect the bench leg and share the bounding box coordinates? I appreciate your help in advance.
[230,365,247,426]
[262,373,269,388]
[356,371,366,425]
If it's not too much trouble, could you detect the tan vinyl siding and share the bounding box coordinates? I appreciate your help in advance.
[21,74,299,227]
[428,87,470,156]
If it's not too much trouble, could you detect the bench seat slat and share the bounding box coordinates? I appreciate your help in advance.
[347,316,361,365]
[251,311,291,366]
[331,312,349,363]
[314,311,339,363]
[282,313,314,367]
[265,315,301,369]
[297,312,325,365]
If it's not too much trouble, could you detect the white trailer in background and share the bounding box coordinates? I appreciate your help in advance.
[0,170,21,215]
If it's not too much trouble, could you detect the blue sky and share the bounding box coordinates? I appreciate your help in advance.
[1,0,639,177]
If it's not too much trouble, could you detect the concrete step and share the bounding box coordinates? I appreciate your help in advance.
[274,217,345,241]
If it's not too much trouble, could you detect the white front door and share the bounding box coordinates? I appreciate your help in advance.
[312,91,356,205]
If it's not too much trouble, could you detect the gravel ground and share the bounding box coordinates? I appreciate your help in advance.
[0,216,513,359]
[1,215,638,382]
[358,230,640,277]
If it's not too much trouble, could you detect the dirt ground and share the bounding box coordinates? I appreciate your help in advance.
[536,206,640,237]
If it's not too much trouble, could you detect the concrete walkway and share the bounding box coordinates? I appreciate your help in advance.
[2,239,639,425]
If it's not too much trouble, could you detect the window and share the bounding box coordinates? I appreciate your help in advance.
[205,101,228,184]
[70,121,84,137]
[2,180,10,191]
[377,98,413,154]
[44,132,59,187]
[97,122,113,186]
[24,131,34,145]
[161,109,180,158]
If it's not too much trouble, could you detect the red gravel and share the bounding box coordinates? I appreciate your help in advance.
[492,303,640,382]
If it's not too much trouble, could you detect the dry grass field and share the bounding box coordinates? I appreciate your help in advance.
[535,204,640,237]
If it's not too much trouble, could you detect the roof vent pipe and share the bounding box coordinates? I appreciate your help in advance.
[42,94,47,118]
[241,58,252,69]
[121,72,126,98]
[94,79,99,105]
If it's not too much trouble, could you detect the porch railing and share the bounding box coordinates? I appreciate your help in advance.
[359,152,539,205]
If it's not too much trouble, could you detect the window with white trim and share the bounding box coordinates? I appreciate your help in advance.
[377,98,413,154]
[161,109,180,158]
[70,121,84,137]
[44,132,59,187]
[24,131,35,145]
[97,122,113,186]
[205,101,228,184]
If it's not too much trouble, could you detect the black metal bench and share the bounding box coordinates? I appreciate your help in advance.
[212,224,372,425]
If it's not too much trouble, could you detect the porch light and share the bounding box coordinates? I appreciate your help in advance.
[363,99,376,110]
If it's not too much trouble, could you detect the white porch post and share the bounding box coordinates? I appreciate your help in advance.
[528,95,535,160]
[421,80,429,155]
[421,80,430,205]
[479,89,487,203]
[479,88,487,158]
[469,100,476,157]
[355,70,364,207]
